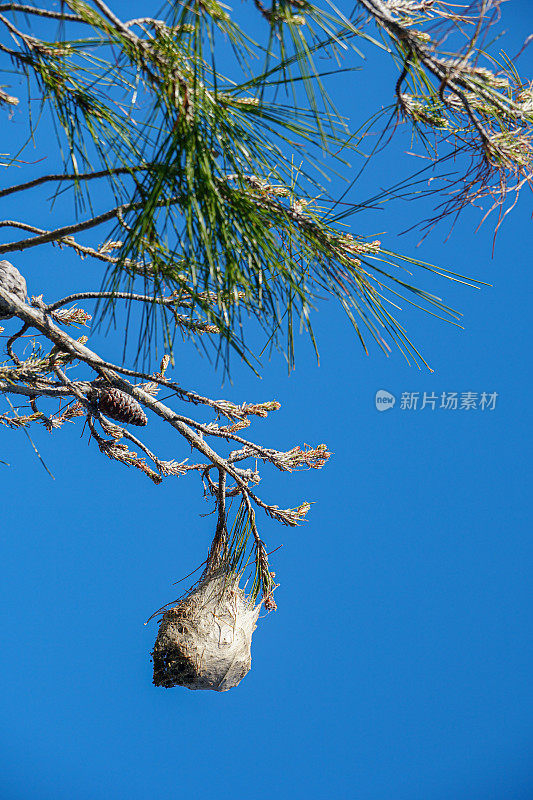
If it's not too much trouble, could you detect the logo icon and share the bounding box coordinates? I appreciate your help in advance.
[375,389,396,411]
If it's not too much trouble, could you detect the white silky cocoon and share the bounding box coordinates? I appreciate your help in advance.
[0,261,28,319]
[152,571,260,691]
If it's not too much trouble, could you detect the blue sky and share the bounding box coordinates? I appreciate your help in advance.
[1,2,532,799]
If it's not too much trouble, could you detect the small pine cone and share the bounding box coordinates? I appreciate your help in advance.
[0,260,28,319]
[96,387,148,426]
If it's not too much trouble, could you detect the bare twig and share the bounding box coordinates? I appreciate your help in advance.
[4,395,54,478]
[0,4,83,22]
[0,197,179,255]
[0,165,152,199]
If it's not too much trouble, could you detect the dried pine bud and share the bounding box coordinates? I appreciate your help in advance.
[95,387,148,426]
[0,260,28,319]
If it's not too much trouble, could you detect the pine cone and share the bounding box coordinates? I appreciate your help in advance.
[0,260,28,319]
[96,387,148,426]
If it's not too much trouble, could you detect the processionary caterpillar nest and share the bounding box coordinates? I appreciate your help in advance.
[152,568,261,692]
[0,260,28,319]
